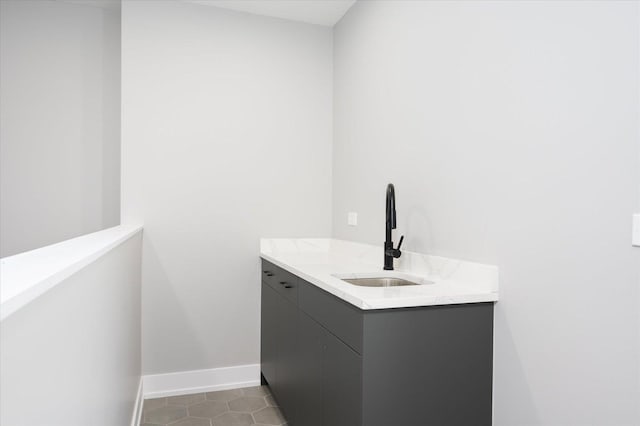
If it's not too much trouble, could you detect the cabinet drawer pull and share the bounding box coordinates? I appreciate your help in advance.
[284,285,293,289]
[265,272,274,277]
[279,281,287,285]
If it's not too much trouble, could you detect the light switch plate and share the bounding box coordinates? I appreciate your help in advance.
[633,214,640,247]
[348,212,358,226]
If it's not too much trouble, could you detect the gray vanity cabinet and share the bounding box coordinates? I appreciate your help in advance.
[260,282,278,388]
[275,293,299,424]
[260,259,494,426]
[261,260,362,426]
[295,312,324,426]
[296,311,362,426]
[260,281,299,425]
[321,329,362,426]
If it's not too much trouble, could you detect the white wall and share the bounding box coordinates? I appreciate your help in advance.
[0,0,121,258]
[333,1,640,425]
[0,233,142,425]
[121,0,332,375]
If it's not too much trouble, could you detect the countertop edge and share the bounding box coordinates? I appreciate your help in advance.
[260,252,498,310]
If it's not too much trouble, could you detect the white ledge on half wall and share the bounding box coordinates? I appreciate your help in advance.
[0,224,143,321]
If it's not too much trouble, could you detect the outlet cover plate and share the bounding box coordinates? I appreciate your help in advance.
[348,212,358,226]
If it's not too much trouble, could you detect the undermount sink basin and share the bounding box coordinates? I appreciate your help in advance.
[341,277,420,287]
[333,272,433,288]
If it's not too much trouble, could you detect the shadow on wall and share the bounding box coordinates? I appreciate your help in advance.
[404,203,434,258]
[141,237,211,374]
[492,305,540,425]
[0,0,121,258]
[141,230,263,376]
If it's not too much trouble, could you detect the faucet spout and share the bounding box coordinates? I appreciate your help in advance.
[386,183,396,239]
[384,183,403,270]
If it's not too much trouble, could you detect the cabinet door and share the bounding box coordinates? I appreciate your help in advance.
[273,295,298,425]
[296,312,325,426]
[261,282,278,386]
[323,333,362,426]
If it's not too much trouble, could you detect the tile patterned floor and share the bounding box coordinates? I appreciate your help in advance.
[141,386,288,426]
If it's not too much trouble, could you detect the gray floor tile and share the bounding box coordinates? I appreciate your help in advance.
[212,412,253,426]
[144,405,187,424]
[168,393,206,407]
[188,400,229,419]
[143,398,167,411]
[254,424,287,426]
[141,387,288,426]
[241,386,270,397]
[206,388,244,402]
[252,407,286,425]
[228,396,267,413]
[264,395,277,407]
[169,417,212,426]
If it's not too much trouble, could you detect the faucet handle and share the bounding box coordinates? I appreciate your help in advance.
[389,235,404,259]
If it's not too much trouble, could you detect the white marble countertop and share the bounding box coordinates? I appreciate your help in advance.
[260,238,499,310]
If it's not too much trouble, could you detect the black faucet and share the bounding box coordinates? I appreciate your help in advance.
[384,183,404,270]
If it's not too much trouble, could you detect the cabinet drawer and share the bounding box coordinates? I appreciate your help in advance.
[261,259,278,285]
[261,259,298,305]
[299,280,363,354]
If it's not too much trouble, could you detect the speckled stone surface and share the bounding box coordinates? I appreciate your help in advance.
[261,238,499,309]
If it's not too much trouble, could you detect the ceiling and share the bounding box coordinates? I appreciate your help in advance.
[183,0,357,26]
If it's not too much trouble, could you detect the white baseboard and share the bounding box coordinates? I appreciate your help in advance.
[143,364,261,399]
[131,378,144,426]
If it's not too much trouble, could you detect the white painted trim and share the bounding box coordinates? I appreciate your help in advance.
[130,378,144,426]
[0,224,143,321]
[143,364,260,399]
